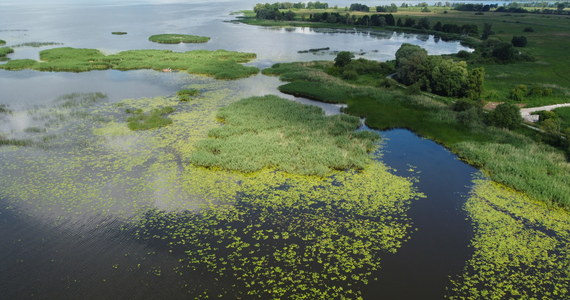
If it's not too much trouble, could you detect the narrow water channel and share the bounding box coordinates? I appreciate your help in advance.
[365,128,478,299]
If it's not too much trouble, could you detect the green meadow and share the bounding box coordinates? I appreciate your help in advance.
[0,47,259,79]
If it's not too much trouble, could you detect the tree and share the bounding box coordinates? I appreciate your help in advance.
[395,44,428,85]
[482,23,493,40]
[486,103,521,129]
[427,57,469,96]
[334,51,354,67]
[466,67,485,100]
[417,17,430,29]
[491,42,516,62]
[433,21,443,31]
[511,36,528,47]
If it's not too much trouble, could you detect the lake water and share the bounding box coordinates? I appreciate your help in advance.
[0,1,478,299]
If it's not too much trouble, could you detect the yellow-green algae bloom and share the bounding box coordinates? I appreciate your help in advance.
[447,180,570,299]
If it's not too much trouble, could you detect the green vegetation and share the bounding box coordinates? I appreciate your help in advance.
[553,107,570,131]
[395,43,484,98]
[448,180,570,299]
[0,104,12,114]
[264,59,570,208]
[533,107,570,142]
[126,106,175,131]
[0,47,14,57]
[148,34,210,44]
[190,95,378,176]
[240,4,570,107]
[334,51,354,67]
[11,42,63,48]
[135,163,417,299]
[485,103,521,129]
[111,32,127,35]
[177,88,200,101]
[0,39,5,46]
[0,47,259,79]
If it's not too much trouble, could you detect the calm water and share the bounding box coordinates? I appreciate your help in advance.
[367,129,478,299]
[1,1,478,299]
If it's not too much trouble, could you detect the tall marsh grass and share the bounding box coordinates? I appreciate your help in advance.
[190,95,379,176]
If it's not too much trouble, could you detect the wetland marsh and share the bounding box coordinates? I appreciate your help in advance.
[1,0,569,299]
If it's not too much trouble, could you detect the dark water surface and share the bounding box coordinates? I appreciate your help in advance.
[366,129,478,299]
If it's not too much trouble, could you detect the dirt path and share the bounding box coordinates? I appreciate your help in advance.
[520,103,570,122]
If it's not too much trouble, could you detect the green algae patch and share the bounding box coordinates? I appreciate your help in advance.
[190,95,379,176]
[148,34,210,44]
[112,32,127,35]
[0,47,259,80]
[448,180,570,299]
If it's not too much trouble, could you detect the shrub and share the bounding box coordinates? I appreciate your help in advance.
[528,86,553,97]
[341,70,358,80]
[486,103,521,129]
[334,51,354,68]
[452,99,476,112]
[378,78,398,89]
[511,36,528,47]
[523,27,534,32]
[509,84,528,101]
[457,107,484,127]
[457,50,471,59]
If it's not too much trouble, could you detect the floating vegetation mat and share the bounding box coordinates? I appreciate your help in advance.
[447,180,570,299]
[0,79,419,298]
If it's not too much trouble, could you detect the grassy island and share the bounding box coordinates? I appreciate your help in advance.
[111,32,128,35]
[0,47,259,79]
[190,95,378,176]
[0,47,14,57]
[148,34,210,44]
